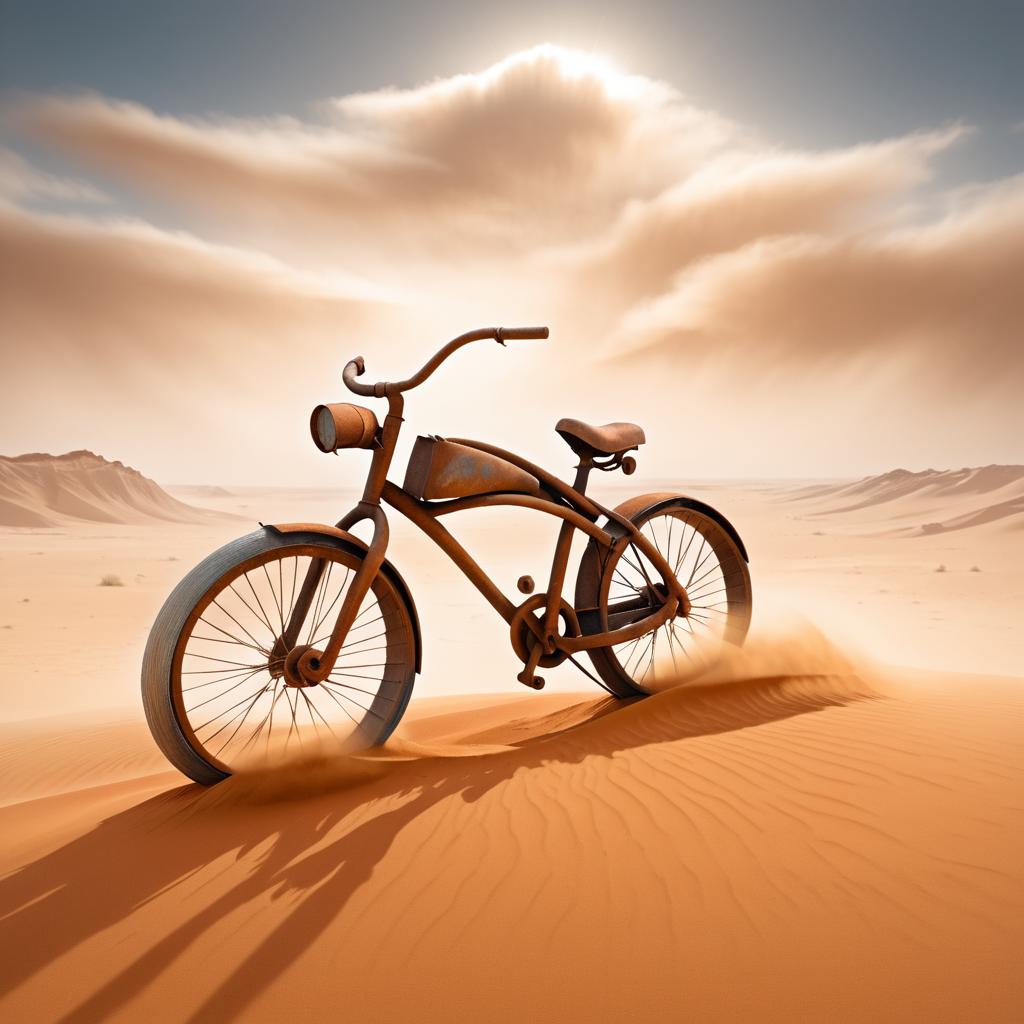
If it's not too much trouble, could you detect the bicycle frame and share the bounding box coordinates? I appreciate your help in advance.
[282,329,690,689]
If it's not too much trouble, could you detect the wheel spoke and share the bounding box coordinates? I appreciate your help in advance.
[327,669,392,683]
[600,508,751,690]
[210,598,269,654]
[197,681,273,742]
[664,621,681,677]
[686,558,724,593]
[227,578,275,639]
[327,678,397,701]
[310,566,352,644]
[317,681,361,725]
[306,561,333,645]
[284,688,301,749]
[284,556,301,629]
[301,690,347,746]
[321,681,387,720]
[228,683,285,759]
[186,666,267,714]
[242,572,278,637]
[182,664,270,692]
[168,543,417,775]
[198,615,268,655]
[182,651,265,668]
[673,520,700,578]
[269,560,286,634]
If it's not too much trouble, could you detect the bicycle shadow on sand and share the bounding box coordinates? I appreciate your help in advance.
[0,665,877,1024]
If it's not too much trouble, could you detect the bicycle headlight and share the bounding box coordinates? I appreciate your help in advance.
[310,403,380,452]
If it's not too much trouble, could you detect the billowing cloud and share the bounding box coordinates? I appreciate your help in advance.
[610,175,1024,391]
[1,44,1021,479]
[0,146,107,203]
[9,46,738,255]
[557,128,963,310]
[0,200,401,481]
[0,201,389,351]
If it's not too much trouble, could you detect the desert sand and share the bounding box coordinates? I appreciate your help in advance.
[1,457,1022,1022]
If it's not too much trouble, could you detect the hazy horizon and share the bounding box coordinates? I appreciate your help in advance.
[2,3,1022,485]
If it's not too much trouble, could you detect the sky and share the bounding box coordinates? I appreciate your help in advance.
[1,0,1022,484]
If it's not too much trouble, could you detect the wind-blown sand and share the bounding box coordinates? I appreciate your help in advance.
[0,636,1022,1023]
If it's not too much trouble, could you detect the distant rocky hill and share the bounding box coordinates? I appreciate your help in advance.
[785,465,1024,535]
[0,451,234,527]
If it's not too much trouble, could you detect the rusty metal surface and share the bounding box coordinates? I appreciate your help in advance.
[309,403,380,452]
[448,437,603,520]
[146,324,753,784]
[382,481,518,623]
[599,491,750,563]
[404,436,541,501]
[264,522,423,673]
[289,326,745,692]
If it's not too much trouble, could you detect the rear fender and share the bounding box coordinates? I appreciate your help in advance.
[604,492,749,562]
[264,522,423,673]
[575,492,749,628]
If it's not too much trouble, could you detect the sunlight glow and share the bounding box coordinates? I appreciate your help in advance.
[482,43,651,101]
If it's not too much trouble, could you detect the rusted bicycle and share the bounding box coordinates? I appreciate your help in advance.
[143,327,752,784]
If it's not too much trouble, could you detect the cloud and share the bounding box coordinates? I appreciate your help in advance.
[556,128,964,311]
[2,44,1021,477]
[0,146,108,203]
[0,201,389,349]
[610,174,1024,390]
[8,46,738,254]
[333,45,735,214]
[0,200,401,479]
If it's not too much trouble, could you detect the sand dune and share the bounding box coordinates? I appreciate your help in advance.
[0,715,172,808]
[784,464,1024,534]
[1,638,1022,1023]
[0,451,234,527]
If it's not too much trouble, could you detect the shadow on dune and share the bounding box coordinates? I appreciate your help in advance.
[0,665,877,1024]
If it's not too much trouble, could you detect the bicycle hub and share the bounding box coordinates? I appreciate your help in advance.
[283,645,322,688]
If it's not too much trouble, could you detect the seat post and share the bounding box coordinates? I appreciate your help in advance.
[572,459,593,496]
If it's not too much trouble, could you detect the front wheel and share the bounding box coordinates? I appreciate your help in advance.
[142,529,418,785]
[575,496,752,697]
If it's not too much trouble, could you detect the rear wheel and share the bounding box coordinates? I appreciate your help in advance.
[142,529,417,785]
[576,499,752,696]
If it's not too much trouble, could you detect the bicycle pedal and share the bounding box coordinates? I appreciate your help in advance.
[517,670,545,690]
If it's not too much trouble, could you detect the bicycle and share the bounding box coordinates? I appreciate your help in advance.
[142,327,752,784]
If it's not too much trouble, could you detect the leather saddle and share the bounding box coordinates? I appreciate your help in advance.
[555,417,646,459]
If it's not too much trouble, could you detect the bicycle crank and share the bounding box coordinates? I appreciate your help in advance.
[510,594,581,689]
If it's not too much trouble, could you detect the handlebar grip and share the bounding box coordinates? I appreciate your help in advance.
[343,357,377,397]
[496,326,549,341]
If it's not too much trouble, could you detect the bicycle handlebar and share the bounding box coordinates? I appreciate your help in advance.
[495,326,549,341]
[342,357,375,397]
[343,326,548,398]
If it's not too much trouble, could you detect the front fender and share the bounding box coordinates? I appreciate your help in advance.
[263,522,423,673]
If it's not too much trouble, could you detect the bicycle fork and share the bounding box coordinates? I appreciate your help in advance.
[278,503,389,688]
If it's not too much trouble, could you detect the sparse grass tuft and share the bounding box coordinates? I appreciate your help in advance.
[935,564,947,573]
[969,565,982,572]
[98,574,125,587]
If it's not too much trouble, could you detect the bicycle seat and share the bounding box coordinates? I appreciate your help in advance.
[555,418,646,458]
